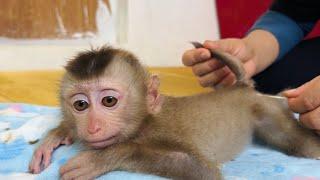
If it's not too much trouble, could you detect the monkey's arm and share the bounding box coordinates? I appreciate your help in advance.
[60,142,221,180]
[29,120,74,174]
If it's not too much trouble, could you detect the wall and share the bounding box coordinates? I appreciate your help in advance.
[0,0,107,38]
[124,0,219,66]
[0,0,219,70]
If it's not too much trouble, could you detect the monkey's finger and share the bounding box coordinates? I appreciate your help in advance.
[60,167,94,180]
[299,108,320,130]
[28,160,35,173]
[60,160,82,175]
[75,170,102,180]
[61,136,73,145]
[192,58,224,76]
[43,149,53,169]
[29,150,44,173]
[197,67,231,87]
[182,48,211,66]
[73,169,102,180]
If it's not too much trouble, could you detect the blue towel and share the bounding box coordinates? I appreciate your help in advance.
[0,103,319,180]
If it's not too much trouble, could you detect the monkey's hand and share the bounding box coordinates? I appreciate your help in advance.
[29,134,73,174]
[60,150,110,180]
[60,143,138,180]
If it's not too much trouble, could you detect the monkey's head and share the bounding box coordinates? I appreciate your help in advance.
[60,46,163,149]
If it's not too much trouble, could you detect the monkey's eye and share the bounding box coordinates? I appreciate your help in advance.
[73,100,89,111]
[102,96,118,107]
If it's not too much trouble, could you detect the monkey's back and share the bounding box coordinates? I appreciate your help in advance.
[156,86,260,163]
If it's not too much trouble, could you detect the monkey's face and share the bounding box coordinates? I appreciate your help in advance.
[63,76,148,149]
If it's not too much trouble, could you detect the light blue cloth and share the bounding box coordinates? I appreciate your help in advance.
[0,103,319,180]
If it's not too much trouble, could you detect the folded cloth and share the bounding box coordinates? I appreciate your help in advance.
[0,103,319,180]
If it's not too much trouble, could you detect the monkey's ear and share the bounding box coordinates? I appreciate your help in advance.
[147,75,163,114]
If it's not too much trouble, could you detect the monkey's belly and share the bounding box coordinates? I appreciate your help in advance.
[192,116,254,163]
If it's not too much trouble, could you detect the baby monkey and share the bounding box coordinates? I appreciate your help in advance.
[29,44,320,180]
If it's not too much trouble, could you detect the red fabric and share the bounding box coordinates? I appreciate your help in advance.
[307,22,320,39]
[215,0,320,39]
[216,0,272,38]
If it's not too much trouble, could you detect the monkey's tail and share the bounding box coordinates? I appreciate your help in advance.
[190,41,253,87]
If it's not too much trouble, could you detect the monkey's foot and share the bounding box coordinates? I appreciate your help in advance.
[296,140,320,159]
[297,149,320,159]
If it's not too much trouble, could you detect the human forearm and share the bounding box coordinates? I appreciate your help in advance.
[244,10,315,75]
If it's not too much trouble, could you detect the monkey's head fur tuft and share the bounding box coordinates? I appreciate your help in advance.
[65,46,147,81]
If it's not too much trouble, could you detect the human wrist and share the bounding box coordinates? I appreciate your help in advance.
[242,30,279,75]
[242,33,260,76]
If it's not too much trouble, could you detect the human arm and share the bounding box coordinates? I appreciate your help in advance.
[182,1,317,87]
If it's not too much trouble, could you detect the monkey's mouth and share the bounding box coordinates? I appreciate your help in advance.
[86,135,117,149]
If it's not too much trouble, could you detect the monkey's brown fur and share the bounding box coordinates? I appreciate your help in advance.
[29,46,320,180]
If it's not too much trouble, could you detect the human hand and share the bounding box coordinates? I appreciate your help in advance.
[182,39,257,87]
[283,76,320,133]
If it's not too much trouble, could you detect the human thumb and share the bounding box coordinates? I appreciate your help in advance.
[283,83,307,98]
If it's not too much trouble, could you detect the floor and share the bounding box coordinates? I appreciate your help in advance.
[0,67,211,106]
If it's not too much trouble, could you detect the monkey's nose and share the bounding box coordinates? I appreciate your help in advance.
[87,126,101,134]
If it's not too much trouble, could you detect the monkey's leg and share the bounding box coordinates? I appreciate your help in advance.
[29,120,74,173]
[60,142,220,180]
[122,145,221,180]
[253,101,320,159]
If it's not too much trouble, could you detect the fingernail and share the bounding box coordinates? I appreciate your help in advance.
[286,89,296,93]
[284,88,297,95]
